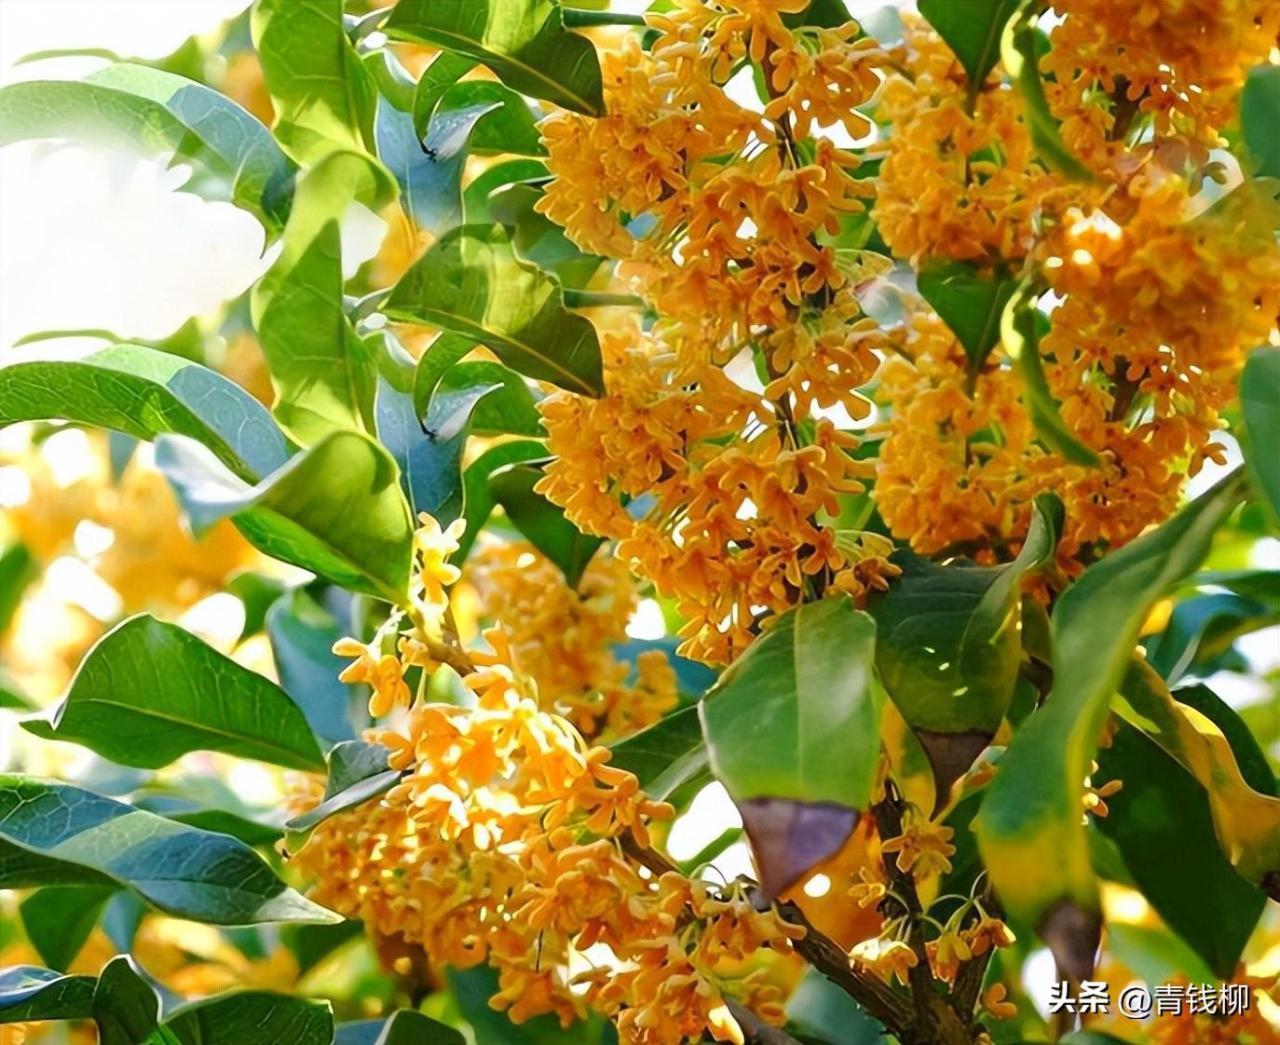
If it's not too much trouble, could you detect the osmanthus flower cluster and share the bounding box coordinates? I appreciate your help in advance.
[461,540,678,740]
[870,8,1280,564]
[534,2,900,663]
[297,515,805,1044]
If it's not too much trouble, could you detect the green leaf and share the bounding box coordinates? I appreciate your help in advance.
[376,95,495,235]
[410,52,478,138]
[870,494,1062,807]
[1241,347,1280,520]
[252,151,387,445]
[386,224,605,396]
[486,181,604,289]
[488,460,603,587]
[918,0,1018,99]
[252,0,377,165]
[412,333,475,421]
[1095,720,1265,978]
[1003,19,1094,181]
[441,363,542,436]
[917,261,1018,379]
[20,886,115,972]
[0,345,291,482]
[386,0,605,116]
[155,430,414,603]
[0,966,95,1024]
[228,572,289,639]
[154,808,282,848]
[0,775,338,924]
[608,705,709,802]
[1242,65,1280,179]
[334,1011,465,1045]
[267,589,360,747]
[1144,592,1277,683]
[285,741,399,848]
[785,969,885,1045]
[463,159,549,223]
[0,543,37,636]
[871,494,1060,734]
[1113,660,1280,900]
[377,377,498,525]
[94,956,178,1045]
[1002,284,1099,466]
[0,65,294,234]
[427,81,545,157]
[163,991,335,1045]
[456,439,550,561]
[1173,683,1277,797]
[700,599,883,894]
[24,615,325,771]
[975,472,1247,978]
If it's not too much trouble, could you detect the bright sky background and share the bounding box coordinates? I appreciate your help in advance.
[0,1,268,350]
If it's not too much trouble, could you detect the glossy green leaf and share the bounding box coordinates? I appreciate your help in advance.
[333,1011,464,1045]
[486,180,604,289]
[376,95,494,235]
[426,81,544,157]
[0,775,337,924]
[1114,660,1280,900]
[252,0,376,164]
[456,439,550,561]
[155,430,414,603]
[1003,284,1099,466]
[488,460,603,588]
[93,956,177,1045]
[252,152,386,445]
[872,494,1060,735]
[24,615,324,771]
[411,333,475,422]
[0,966,95,1024]
[700,599,882,894]
[1095,719,1265,978]
[386,0,604,116]
[1173,683,1276,797]
[1241,347,1280,520]
[267,589,360,747]
[0,345,290,482]
[410,52,477,138]
[917,261,1018,379]
[285,741,399,849]
[462,159,549,223]
[870,494,1061,806]
[164,991,334,1045]
[1144,592,1277,683]
[918,0,1018,98]
[702,600,882,807]
[0,64,294,234]
[608,705,709,803]
[440,362,542,436]
[153,808,282,848]
[20,886,114,972]
[385,224,604,396]
[976,472,1247,976]
[1242,65,1280,179]
[1003,19,1094,180]
[377,378,497,526]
